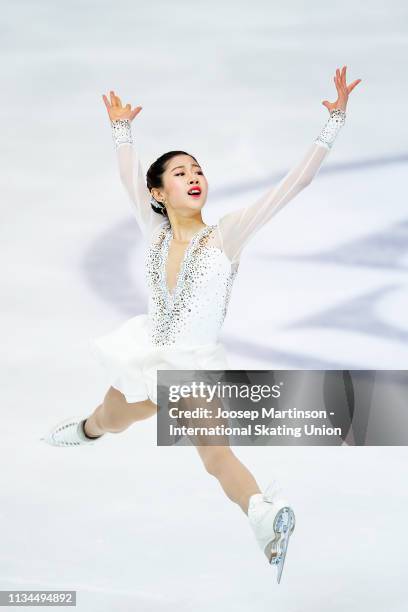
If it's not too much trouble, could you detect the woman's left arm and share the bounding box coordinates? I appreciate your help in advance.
[217,66,362,265]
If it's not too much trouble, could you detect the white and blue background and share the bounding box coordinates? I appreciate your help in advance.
[1,1,407,610]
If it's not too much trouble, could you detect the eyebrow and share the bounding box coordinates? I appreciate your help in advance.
[170,163,201,172]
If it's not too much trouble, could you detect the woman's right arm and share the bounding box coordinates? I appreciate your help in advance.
[103,91,166,238]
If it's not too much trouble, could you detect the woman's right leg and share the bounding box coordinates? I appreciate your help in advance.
[83,386,157,437]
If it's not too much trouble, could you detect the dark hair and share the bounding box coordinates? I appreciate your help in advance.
[146,150,199,216]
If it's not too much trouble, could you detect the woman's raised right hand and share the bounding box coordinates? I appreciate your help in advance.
[102,90,142,122]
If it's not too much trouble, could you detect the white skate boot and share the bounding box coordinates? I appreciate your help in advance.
[40,416,104,447]
[247,480,296,583]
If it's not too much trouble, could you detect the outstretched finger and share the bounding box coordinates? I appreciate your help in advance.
[338,68,347,94]
[347,78,362,93]
[334,74,341,94]
[102,94,111,110]
[130,105,143,121]
[110,90,119,107]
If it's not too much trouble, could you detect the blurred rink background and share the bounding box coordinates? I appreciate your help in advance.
[1,1,408,610]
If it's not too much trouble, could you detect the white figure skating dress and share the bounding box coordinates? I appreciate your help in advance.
[90,109,346,404]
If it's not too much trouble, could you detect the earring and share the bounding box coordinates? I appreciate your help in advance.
[150,195,166,212]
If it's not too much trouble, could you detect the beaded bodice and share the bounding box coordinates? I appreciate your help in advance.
[145,222,239,346]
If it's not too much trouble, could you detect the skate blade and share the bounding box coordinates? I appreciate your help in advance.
[40,431,54,445]
[268,507,295,584]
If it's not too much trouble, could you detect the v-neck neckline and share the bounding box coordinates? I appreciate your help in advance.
[162,223,211,302]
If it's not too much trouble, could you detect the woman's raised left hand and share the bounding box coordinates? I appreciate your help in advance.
[322,66,362,113]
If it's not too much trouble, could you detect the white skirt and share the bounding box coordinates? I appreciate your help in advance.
[89,314,229,405]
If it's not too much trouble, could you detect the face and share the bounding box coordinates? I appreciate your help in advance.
[153,154,208,213]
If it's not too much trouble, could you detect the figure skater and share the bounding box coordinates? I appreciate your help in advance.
[41,66,361,582]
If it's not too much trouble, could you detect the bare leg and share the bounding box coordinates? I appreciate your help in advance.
[84,386,157,437]
[196,445,261,515]
[174,395,261,515]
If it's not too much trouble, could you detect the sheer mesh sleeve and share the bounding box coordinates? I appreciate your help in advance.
[217,108,347,264]
[110,119,167,239]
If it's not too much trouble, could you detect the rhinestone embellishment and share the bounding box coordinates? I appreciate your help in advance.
[314,108,346,149]
[111,119,133,150]
[145,223,238,346]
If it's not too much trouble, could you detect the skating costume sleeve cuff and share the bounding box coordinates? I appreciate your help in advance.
[314,108,346,150]
[111,118,133,150]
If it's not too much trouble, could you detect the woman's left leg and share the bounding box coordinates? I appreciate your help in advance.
[174,393,295,580]
[195,445,261,514]
[175,394,261,514]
